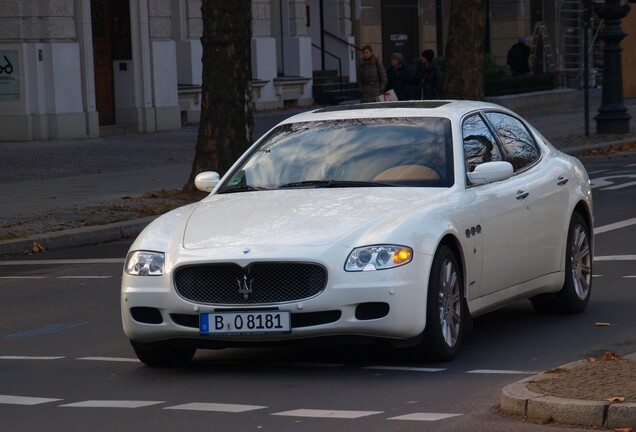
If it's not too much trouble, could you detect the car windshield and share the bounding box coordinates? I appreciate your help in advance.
[219,117,453,192]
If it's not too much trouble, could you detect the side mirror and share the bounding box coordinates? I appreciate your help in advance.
[467,161,514,185]
[194,171,220,192]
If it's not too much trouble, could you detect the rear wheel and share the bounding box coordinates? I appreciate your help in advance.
[421,245,464,361]
[131,340,196,367]
[531,212,592,314]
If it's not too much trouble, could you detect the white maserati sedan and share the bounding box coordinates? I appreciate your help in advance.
[121,100,593,367]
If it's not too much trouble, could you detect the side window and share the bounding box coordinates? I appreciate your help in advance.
[462,114,502,172]
[484,112,540,171]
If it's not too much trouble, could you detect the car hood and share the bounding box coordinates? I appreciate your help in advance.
[182,188,446,250]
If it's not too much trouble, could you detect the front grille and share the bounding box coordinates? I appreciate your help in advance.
[174,262,328,305]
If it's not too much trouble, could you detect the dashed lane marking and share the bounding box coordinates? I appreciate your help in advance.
[0,276,47,279]
[78,356,139,363]
[364,365,445,372]
[467,369,540,375]
[595,255,636,261]
[387,413,462,421]
[0,356,553,376]
[595,217,636,234]
[57,276,113,279]
[60,400,164,408]
[165,403,267,413]
[0,356,65,360]
[0,395,62,405]
[0,258,124,266]
[274,362,344,368]
[0,394,462,421]
[272,409,383,419]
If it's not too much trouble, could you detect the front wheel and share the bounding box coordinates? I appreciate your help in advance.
[420,245,465,361]
[531,212,592,314]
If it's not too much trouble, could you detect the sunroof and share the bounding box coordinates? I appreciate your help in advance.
[313,101,450,114]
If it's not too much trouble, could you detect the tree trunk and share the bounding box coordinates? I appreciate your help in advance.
[442,0,487,100]
[184,0,254,192]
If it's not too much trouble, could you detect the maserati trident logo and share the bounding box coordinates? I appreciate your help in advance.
[237,274,253,300]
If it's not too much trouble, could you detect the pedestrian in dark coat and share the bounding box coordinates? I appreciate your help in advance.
[507,37,531,75]
[414,49,441,100]
[385,53,415,100]
[357,45,387,103]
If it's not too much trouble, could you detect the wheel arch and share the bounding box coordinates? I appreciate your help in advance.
[438,233,466,296]
[572,199,594,255]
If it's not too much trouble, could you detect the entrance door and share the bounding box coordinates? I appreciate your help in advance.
[91,0,115,125]
[382,0,419,68]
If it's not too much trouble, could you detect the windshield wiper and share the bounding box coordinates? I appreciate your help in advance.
[217,185,271,194]
[278,179,393,189]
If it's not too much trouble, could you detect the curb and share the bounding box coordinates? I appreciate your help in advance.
[0,216,156,256]
[500,354,636,429]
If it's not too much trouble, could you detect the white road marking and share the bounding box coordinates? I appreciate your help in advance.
[594,255,636,261]
[78,356,139,363]
[622,275,636,279]
[60,400,164,408]
[364,366,445,372]
[387,412,462,421]
[0,356,64,360]
[274,362,343,368]
[0,258,124,266]
[58,276,112,279]
[591,174,636,190]
[272,409,383,419]
[467,369,540,375]
[595,217,636,234]
[165,403,266,413]
[0,395,62,405]
[0,276,48,279]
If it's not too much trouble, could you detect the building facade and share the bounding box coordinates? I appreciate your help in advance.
[0,0,633,142]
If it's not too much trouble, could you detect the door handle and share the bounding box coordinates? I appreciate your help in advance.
[557,176,569,186]
[516,190,530,200]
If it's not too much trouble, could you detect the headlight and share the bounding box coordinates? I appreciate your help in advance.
[345,245,413,272]
[125,251,165,276]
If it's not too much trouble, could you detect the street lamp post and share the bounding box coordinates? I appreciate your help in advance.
[595,0,631,134]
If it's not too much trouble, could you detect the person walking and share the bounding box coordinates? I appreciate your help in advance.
[357,45,387,103]
[385,52,414,100]
[414,49,440,100]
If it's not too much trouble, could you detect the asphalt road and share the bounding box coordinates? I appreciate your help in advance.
[1,153,635,432]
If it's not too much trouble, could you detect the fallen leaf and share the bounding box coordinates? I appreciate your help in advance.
[603,351,621,361]
[32,242,45,253]
[595,322,611,326]
[614,427,631,432]
[586,357,597,362]
[608,396,625,403]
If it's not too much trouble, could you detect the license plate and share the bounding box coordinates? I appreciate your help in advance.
[200,311,291,335]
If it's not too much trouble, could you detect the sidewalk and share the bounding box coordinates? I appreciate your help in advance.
[1,89,636,429]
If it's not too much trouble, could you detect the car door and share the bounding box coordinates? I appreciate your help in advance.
[462,113,534,297]
[484,111,563,282]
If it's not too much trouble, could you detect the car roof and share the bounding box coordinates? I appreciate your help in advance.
[281,100,514,124]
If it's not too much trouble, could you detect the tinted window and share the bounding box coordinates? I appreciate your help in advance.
[485,112,540,171]
[462,114,502,172]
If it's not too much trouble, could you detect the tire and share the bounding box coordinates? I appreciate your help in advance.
[531,212,592,314]
[131,340,196,367]
[421,245,464,361]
